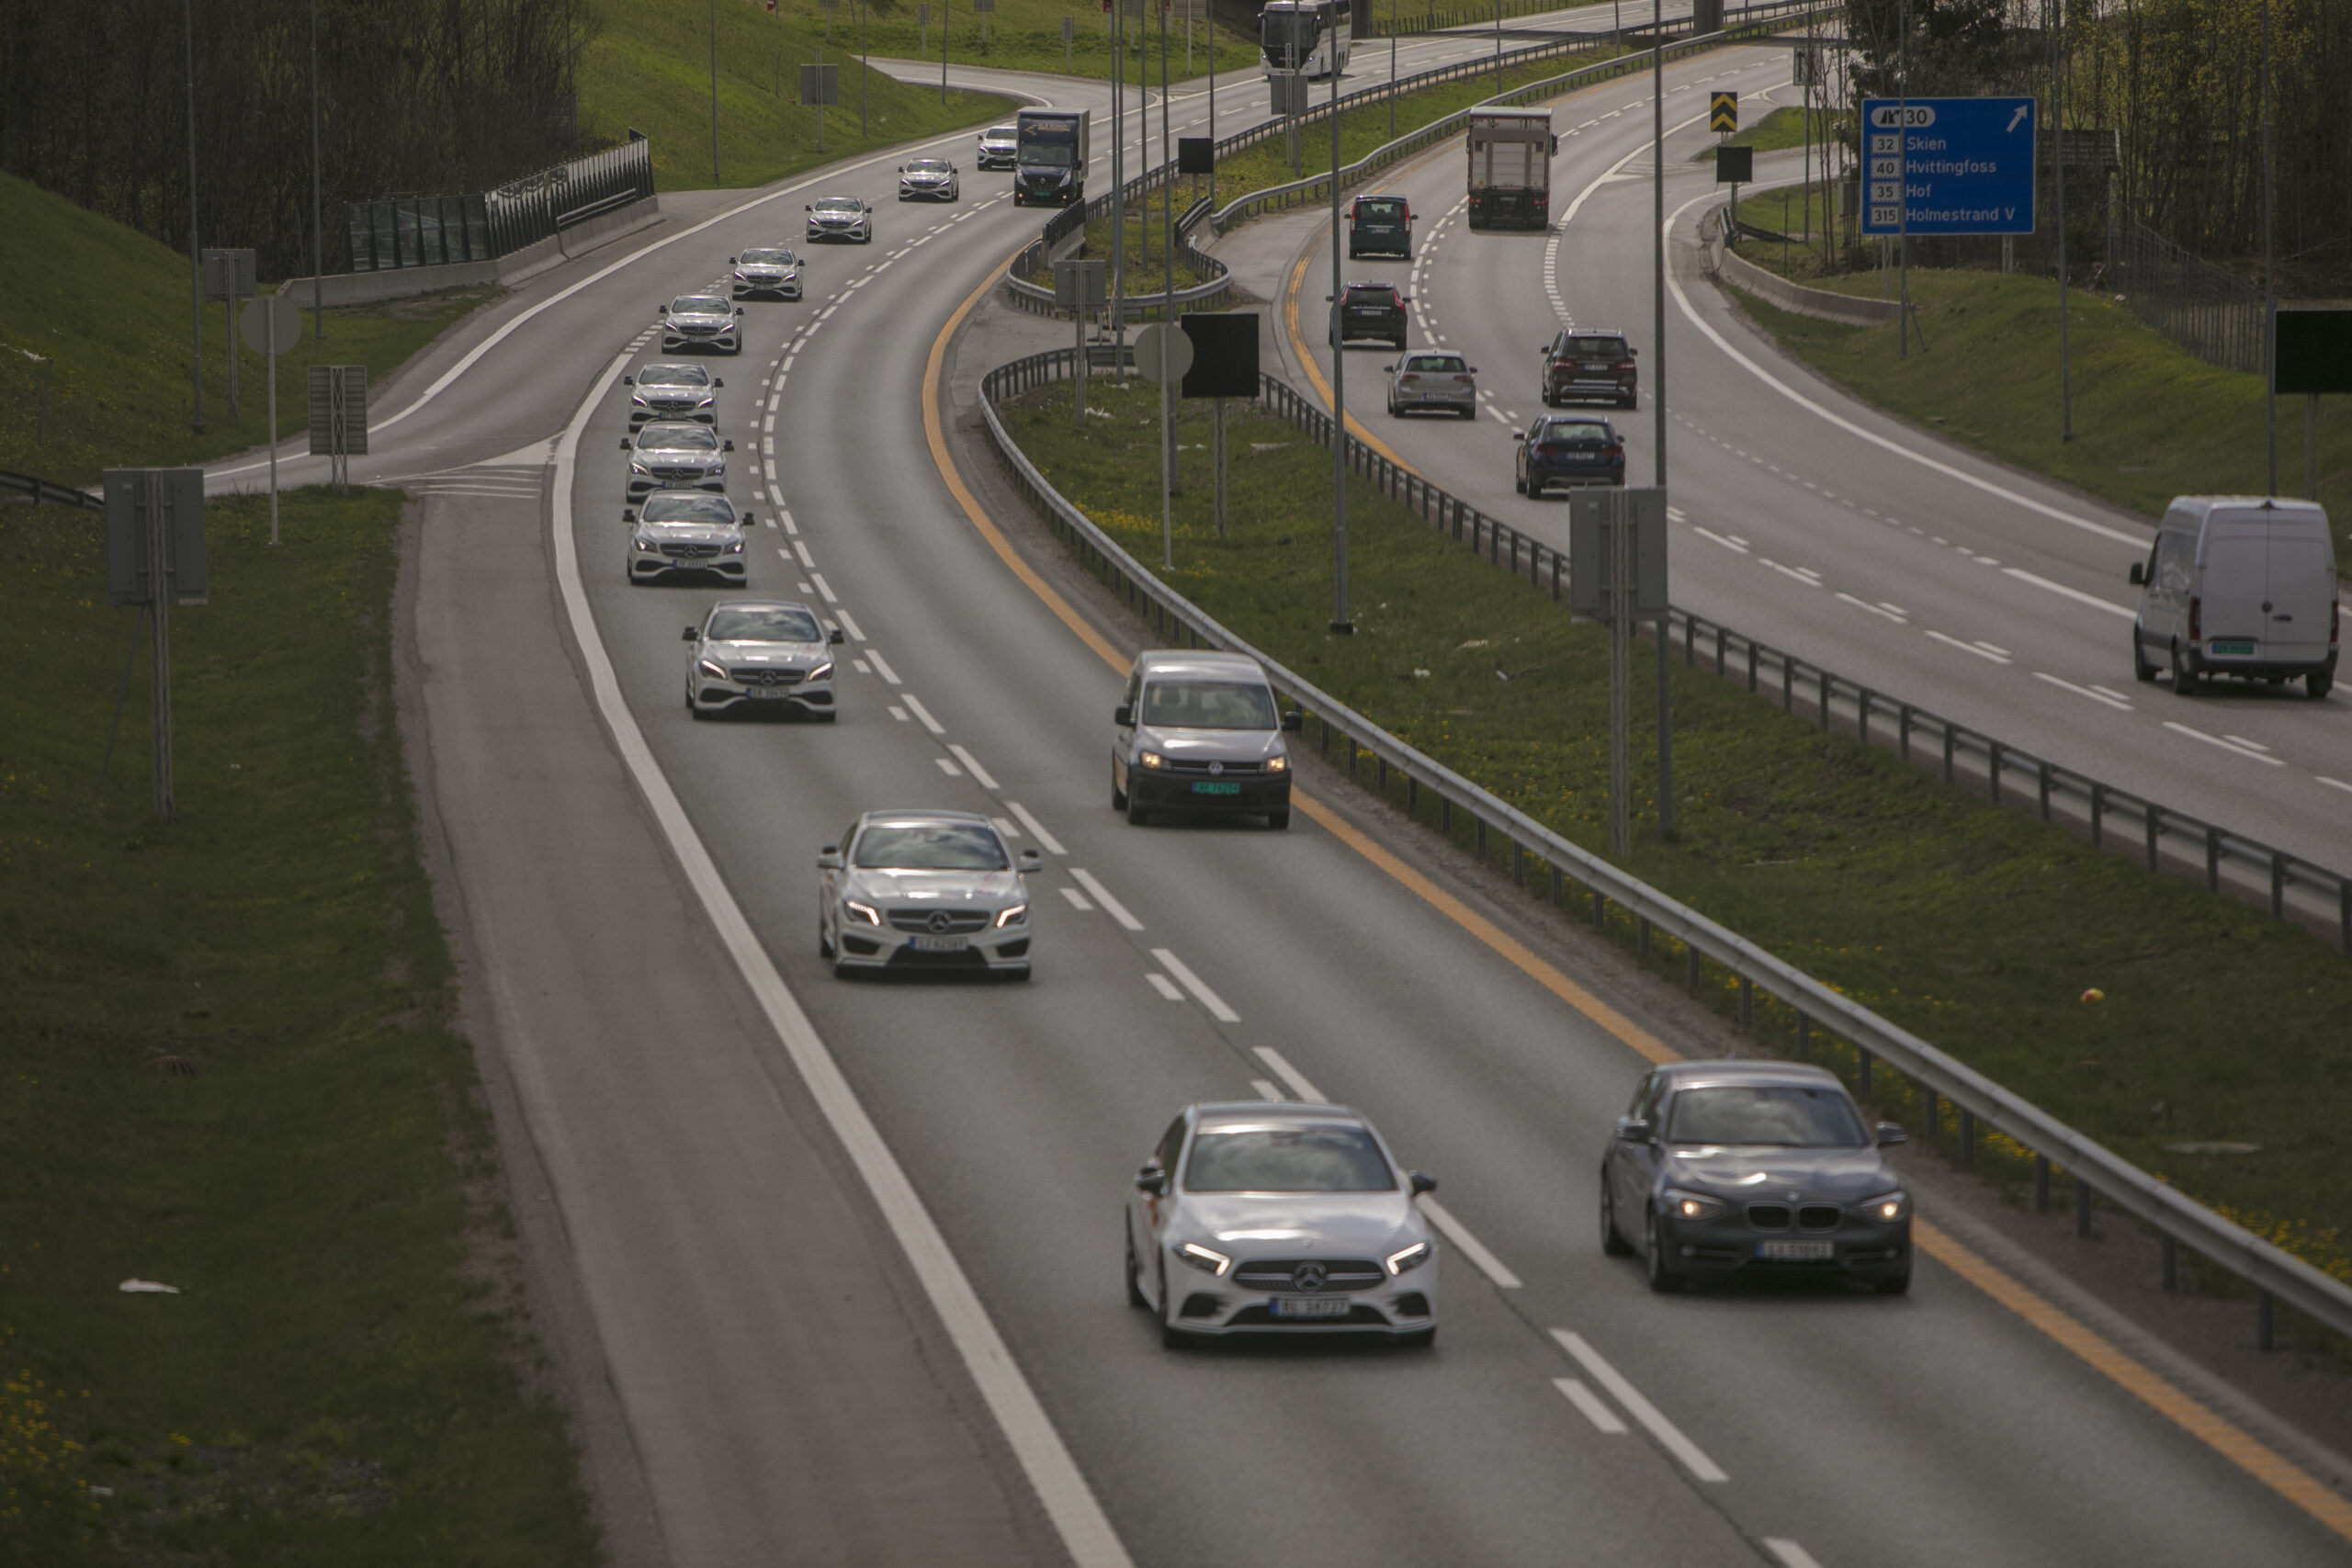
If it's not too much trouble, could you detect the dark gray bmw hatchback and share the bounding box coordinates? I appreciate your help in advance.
[1600,1060,1913,1294]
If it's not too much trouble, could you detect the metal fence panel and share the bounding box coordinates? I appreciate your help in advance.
[344,136,652,273]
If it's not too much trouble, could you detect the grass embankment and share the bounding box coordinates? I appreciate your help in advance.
[1000,375,2352,1319]
[0,175,488,491]
[581,0,1053,192]
[0,489,594,1562]
[1690,104,1833,161]
[1721,184,2352,573]
[827,0,1256,85]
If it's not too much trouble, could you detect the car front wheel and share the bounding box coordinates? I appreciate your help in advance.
[2132,628,2159,683]
[1645,1208,1687,1293]
[1158,1260,1191,1348]
[2170,640,2200,695]
[1600,1172,1634,1256]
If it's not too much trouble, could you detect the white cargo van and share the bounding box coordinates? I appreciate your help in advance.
[2128,496,2338,699]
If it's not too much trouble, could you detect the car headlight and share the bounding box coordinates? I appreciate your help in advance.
[696,658,728,680]
[1264,754,1290,774]
[696,395,714,408]
[634,536,659,552]
[631,392,650,408]
[806,661,834,682]
[726,540,744,554]
[1385,1241,1431,1276]
[630,460,650,475]
[993,903,1027,929]
[1860,1190,1909,1224]
[844,899,881,926]
[1138,750,1168,770]
[1666,1189,1729,1222]
[1178,1243,1231,1277]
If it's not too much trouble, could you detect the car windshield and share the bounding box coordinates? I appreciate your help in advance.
[1184,1124,1396,1192]
[1018,144,1076,166]
[1543,422,1611,447]
[638,364,709,386]
[707,605,820,642]
[1141,679,1277,730]
[907,159,951,174]
[985,127,1016,141]
[1405,355,1462,373]
[639,425,718,449]
[854,821,1009,871]
[1665,1086,1866,1147]
[813,198,859,212]
[1358,199,1407,220]
[672,297,727,313]
[740,248,794,265]
[641,493,737,523]
[1566,336,1626,357]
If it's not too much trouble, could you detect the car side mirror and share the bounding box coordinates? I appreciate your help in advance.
[728,255,737,264]
[2128,561,2146,586]
[1875,1122,1908,1146]
[714,378,725,388]
[722,439,735,451]
[1614,1116,1654,1144]
[682,626,697,641]
[829,627,846,645]
[1135,1164,1166,1195]
[1382,364,1396,372]
[622,374,635,385]
[1469,367,1480,374]
[736,307,745,315]
[1281,710,1304,732]
[817,849,843,870]
[1018,850,1043,872]
[741,512,756,525]
[1408,1171,1438,1196]
[1114,703,1135,727]
[805,204,813,211]
[624,509,638,522]
[657,305,668,312]
[1630,346,1639,355]
[618,439,632,449]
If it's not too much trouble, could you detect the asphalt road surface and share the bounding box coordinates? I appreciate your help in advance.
[209,31,2352,1568]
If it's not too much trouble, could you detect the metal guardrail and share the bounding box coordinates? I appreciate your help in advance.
[977,344,2352,1345]
[0,469,106,513]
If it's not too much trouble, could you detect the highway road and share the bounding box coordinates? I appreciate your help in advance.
[209,26,2352,1568]
[1261,45,2352,880]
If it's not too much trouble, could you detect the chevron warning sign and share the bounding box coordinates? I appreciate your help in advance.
[1710,91,1738,133]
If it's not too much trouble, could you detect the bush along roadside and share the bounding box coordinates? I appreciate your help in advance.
[994,373,2352,1351]
[0,488,594,1564]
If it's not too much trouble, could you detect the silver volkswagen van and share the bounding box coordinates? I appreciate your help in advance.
[2128,496,2338,699]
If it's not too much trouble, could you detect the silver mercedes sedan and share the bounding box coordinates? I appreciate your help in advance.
[684,599,841,717]
[818,811,1037,979]
[1126,1101,1440,1348]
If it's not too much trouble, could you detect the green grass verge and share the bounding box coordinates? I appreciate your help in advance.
[0,489,594,1562]
[999,374,2352,1317]
[0,174,491,491]
[1690,104,1834,161]
[1723,186,2352,574]
[827,2,1257,86]
[579,0,1030,192]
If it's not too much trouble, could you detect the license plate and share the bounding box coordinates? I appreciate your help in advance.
[1192,781,1241,795]
[1268,1296,1351,1318]
[1758,1240,1835,1261]
[748,687,789,699]
[2209,640,2254,657]
[910,933,968,953]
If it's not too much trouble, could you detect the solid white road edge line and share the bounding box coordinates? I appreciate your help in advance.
[1418,1196,1525,1289]
[1069,868,1143,931]
[1764,1540,1827,1568]
[901,693,947,734]
[1552,1377,1629,1434]
[948,743,1000,789]
[549,351,1136,1568]
[1005,801,1068,855]
[1150,949,1240,1022]
[2162,721,2289,767]
[1251,1045,1324,1103]
[1147,973,1186,1001]
[1549,1329,1729,1483]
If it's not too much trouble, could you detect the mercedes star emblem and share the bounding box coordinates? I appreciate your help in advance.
[927,911,956,934]
[1292,1261,1328,1292]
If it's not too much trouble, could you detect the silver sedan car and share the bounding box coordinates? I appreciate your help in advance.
[1385,350,1477,419]
[621,421,731,500]
[729,246,803,300]
[805,195,874,243]
[658,291,744,354]
[898,157,961,201]
[626,361,719,425]
[1126,1100,1440,1348]
[630,491,749,586]
[684,599,842,717]
[818,811,1038,979]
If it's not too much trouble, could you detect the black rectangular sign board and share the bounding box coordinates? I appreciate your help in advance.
[1180,312,1259,400]
[2276,310,2352,396]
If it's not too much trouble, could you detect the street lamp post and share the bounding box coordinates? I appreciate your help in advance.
[311,0,323,340]
[183,0,204,432]
[1329,50,1352,636]
[1652,0,1672,838]
[710,0,721,182]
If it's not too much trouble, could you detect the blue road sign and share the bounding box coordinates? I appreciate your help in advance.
[1861,96,2036,237]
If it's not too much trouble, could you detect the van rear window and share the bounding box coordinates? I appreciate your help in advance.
[1358,199,1407,220]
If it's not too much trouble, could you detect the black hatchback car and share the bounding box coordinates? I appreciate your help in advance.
[1600,1061,1913,1295]
[1346,193,1415,259]
[1542,328,1638,408]
[1329,281,1408,348]
[1514,415,1624,495]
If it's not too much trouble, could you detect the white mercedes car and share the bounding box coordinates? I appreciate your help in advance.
[818,811,1037,979]
[629,491,749,586]
[897,157,961,201]
[805,195,874,243]
[657,291,744,354]
[684,598,841,716]
[620,420,731,500]
[1126,1100,1440,1347]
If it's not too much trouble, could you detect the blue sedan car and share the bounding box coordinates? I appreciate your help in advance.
[1514,414,1624,496]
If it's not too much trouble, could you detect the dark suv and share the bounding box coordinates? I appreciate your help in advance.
[1541,329,1638,408]
[1346,194,1414,259]
[1515,414,1624,495]
[1330,281,1408,349]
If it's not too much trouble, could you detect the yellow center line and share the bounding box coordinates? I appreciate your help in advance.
[921,206,2352,1555]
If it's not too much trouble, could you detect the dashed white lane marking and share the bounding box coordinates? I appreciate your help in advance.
[1252,1046,1322,1102]
[853,659,872,674]
[2318,776,2352,795]
[935,756,963,777]
[1926,629,2014,665]
[1549,1330,1728,1483]
[793,539,815,567]
[809,571,838,603]
[1005,801,1067,855]
[2033,671,2132,711]
[1058,886,1095,911]
[1694,526,1748,554]
[1250,1077,1284,1102]
[2163,721,2288,766]
[1764,1541,1827,1568]
[1836,591,1907,624]
[833,608,865,641]
[991,815,1023,840]
[1146,973,1186,1002]
[1069,868,1142,931]
[1553,1378,1629,1435]
[948,743,999,789]
[2003,567,2138,620]
[901,693,945,735]
[865,649,901,684]
[889,705,909,722]
[1152,949,1238,1022]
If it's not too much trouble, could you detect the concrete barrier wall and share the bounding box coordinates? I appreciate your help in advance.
[1706,228,1902,327]
[278,195,663,308]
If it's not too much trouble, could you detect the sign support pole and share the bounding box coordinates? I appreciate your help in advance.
[1329,36,1351,635]
[2052,0,2070,441]
[266,302,281,545]
[1609,491,1631,858]
[147,472,177,823]
[1215,398,1227,537]
[1653,0,1671,840]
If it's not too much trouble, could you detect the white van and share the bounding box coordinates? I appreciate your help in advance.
[2128,496,2338,699]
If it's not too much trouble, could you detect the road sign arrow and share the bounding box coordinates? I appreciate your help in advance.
[2007,105,2030,133]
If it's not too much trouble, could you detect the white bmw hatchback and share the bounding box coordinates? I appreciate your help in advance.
[1127,1101,1440,1347]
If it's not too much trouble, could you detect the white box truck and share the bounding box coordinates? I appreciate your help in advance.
[1466,107,1557,231]
[1013,108,1090,207]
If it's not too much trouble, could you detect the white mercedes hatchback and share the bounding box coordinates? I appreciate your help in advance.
[1126,1101,1440,1347]
[818,811,1038,979]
